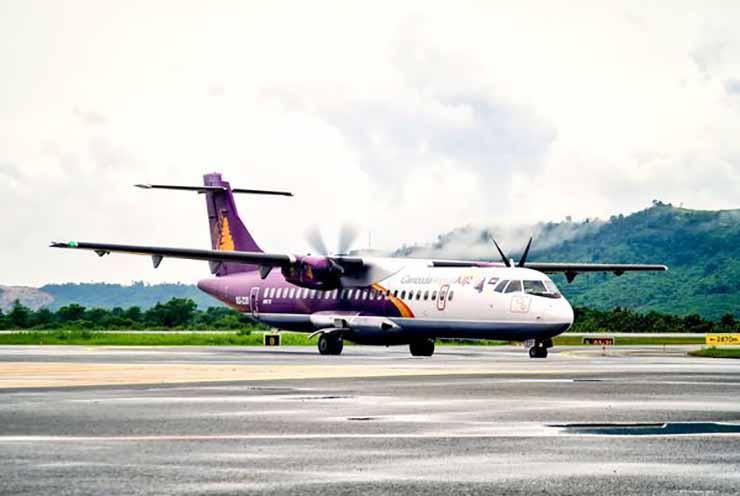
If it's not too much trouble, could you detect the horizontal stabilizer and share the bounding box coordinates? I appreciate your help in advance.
[135,184,293,196]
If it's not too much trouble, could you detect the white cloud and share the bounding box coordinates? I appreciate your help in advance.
[1,0,739,285]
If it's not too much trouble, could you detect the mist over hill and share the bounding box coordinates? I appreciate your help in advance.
[397,202,740,319]
[2,202,737,319]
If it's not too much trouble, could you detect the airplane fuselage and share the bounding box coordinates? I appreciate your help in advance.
[198,257,574,345]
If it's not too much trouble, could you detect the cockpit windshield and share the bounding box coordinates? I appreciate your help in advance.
[523,279,562,298]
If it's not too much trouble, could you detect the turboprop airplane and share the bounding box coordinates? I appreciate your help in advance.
[51,173,667,358]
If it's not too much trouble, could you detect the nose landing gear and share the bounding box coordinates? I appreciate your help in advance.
[529,339,552,359]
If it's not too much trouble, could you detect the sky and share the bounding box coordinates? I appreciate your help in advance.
[2,0,740,286]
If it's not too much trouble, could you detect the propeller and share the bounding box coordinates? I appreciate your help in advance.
[489,236,533,268]
[305,224,359,256]
[305,225,330,256]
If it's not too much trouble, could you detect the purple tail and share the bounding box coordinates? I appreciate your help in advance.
[203,173,262,276]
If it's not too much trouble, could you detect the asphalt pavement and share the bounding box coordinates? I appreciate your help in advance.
[1,345,739,495]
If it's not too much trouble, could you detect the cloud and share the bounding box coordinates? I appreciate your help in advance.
[725,78,740,95]
[74,106,108,126]
[0,1,739,286]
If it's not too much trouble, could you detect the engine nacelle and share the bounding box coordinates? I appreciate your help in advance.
[281,256,343,290]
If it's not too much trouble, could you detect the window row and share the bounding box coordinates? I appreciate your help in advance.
[262,286,454,302]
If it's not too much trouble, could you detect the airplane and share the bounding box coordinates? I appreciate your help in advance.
[51,172,667,358]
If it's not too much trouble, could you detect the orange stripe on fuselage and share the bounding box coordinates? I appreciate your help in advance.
[373,283,414,318]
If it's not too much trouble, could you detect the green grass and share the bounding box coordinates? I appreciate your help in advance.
[554,335,705,346]
[0,330,313,346]
[0,331,708,347]
[688,347,740,358]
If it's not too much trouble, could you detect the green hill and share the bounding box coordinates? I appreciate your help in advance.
[39,282,219,310]
[398,202,740,320]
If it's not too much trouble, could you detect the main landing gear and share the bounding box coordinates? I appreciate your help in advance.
[529,339,552,359]
[409,338,435,357]
[318,333,344,355]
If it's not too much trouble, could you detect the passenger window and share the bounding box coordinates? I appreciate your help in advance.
[423,290,429,300]
[416,290,422,300]
[504,280,522,293]
[431,290,437,300]
[401,290,406,299]
[393,290,398,298]
[494,280,509,293]
[448,290,454,301]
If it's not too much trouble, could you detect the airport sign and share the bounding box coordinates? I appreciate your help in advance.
[582,336,615,346]
[706,334,740,346]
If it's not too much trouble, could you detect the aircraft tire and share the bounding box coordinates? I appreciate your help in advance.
[318,333,343,355]
[409,339,435,357]
[529,345,548,359]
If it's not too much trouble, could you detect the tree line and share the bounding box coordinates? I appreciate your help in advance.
[0,298,737,333]
[0,298,263,330]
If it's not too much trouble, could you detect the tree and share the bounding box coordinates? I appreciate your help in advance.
[32,308,56,328]
[7,300,31,329]
[57,304,86,322]
[719,313,737,331]
[145,298,197,328]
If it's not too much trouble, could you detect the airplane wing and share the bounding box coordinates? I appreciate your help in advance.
[430,259,666,282]
[50,241,364,276]
[523,262,667,282]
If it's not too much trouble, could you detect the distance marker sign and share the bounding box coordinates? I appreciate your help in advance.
[706,334,740,346]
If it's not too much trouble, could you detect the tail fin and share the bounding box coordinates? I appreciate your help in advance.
[135,173,291,276]
[203,173,263,276]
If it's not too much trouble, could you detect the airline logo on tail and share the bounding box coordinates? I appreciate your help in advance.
[218,216,235,251]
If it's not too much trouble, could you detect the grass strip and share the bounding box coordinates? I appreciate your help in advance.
[0,331,708,347]
[554,335,705,346]
[0,331,311,346]
[688,347,740,358]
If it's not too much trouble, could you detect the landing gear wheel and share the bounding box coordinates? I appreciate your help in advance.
[318,333,343,355]
[529,344,548,359]
[409,339,435,357]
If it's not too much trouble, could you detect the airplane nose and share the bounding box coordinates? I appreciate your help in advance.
[546,298,574,329]
[561,298,575,329]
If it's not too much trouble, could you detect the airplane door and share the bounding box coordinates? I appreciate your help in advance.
[437,284,449,311]
[250,287,260,317]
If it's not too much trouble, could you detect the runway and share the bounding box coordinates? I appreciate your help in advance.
[1,345,739,495]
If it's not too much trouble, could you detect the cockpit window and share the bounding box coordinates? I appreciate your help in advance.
[494,279,509,293]
[523,280,547,294]
[524,279,562,298]
[504,280,522,293]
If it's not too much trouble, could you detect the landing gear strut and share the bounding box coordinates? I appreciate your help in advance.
[529,339,552,359]
[409,338,435,357]
[318,333,343,355]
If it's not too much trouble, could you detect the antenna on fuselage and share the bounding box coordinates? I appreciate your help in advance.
[490,236,534,268]
[517,237,533,267]
[489,237,512,268]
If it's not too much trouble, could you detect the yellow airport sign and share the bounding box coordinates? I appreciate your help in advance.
[705,334,740,346]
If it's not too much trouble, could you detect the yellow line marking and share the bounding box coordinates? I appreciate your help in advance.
[0,362,595,389]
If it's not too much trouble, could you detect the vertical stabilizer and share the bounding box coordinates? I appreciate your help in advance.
[203,173,262,275]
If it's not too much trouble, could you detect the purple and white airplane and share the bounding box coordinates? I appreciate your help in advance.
[51,173,667,358]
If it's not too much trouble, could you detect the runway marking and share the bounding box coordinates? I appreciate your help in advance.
[0,361,599,389]
[2,430,739,443]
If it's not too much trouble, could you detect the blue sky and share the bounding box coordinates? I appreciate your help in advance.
[1,1,739,285]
